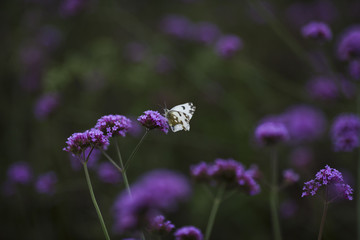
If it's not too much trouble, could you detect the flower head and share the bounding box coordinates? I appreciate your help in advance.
[337,27,360,61]
[35,172,57,195]
[301,21,332,41]
[34,93,60,121]
[283,169,300,184]
[331,114,360,152]
[174,226,203,240]
[255,122,289,146]
[306,76,338,101]
[113,170,190,233]
[301,165,353,200]
[190,162,211,182]
[137,110,169,133]
[7,162,33,184]
[95,115,132,138]
[215,35,243,58]
[160,15,192,39]
[97,162,121,184]
[148,215,175,235]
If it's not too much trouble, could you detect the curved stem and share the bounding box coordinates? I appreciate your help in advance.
[318,186,329,240]
[124,130,149,170]
[270,148,282,240]
[83,162,111,240]
[204,185,225,240]
[100,149,122,173]
[115,138,132,197]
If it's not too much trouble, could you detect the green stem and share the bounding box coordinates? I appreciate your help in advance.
[124,130,149,170]
[83,162,111,240]
[318,186,329,240]
[100,149,122,173]
[115,138,132,197]
[204,185,225,240]
[270,148,282,240]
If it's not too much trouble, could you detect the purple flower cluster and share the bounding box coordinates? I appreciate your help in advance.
[34,93,61,121]
[148,215,175,235]
[35,172,57,195]
[255,122,289,146]
[97,162,121,184]
[215,35,243,58]
[63,129,109,156]
[331,114,360,152]
[113,170,191,233]
[337,27,360,61]
[301,21,332,41]
[137,110,169,133]
[301,165,353,200]
[191,159,260,195]
[7,162,33,184]
[306,76,338,101]
[95,115,132,138]
[174,226,203,240]
[283,169,300,184]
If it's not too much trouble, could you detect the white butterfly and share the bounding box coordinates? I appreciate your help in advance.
[164,102,196,132]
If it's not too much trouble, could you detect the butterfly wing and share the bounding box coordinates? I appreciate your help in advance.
[169,102,196,120]
[166,102,196,132]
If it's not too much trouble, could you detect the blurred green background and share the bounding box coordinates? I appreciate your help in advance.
[1,0,359,239]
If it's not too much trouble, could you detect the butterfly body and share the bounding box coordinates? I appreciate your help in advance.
[164,102,196,132]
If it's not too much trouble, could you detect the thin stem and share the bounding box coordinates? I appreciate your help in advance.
[115,138,132,197]
[204,185,225,240]
[270,148,282,240]
[124,130,149,170]
[100,149,122,173]
[83,162,111,240]
[318,186,329,240]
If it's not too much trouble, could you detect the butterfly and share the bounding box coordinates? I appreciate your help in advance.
[164,102,196,132]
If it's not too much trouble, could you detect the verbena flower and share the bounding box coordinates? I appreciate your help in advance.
[215,35,243,58]
[148,215,175,235]
[7,162,33,184]
[337,27,360,61]
[301,165,353,200]
[254,122,289,146]
[113,170,190,233]
[349,60,360,80]
[191,22,220,45]
[306,76,338,101]
[174,226,203,240]
[95,115,132,138]
[191,159,261,195]
[34,92,60,121]
[63,129,109,156]
[97,162,121,184]
[35,172,57,195]
[137,110,169,133]
[331,114,360,152]
[283,169,300,184]
[160,15,192,39]
[301,21,332,41]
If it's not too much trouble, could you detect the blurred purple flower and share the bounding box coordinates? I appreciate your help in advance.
[160,15,192,39]
[19,45,44,68]
[34,92,61,121]
[59,0,87,17]
[301,21,332,41]
[148,215,175,235]
[113,170,191,233]
[290,147,313,169]
[349,60,360,80]
[35,172,57,195]
[124,42,147,63]
[7,162,33,184]
[37,25,62,50]
[174,226,203,240]
[282,105,326,142]
[63,129,109,155]
[301,165,353,200]
[283,169,300,184]
[337,26,360,61]
[254,122,289,146]
[306,76,338,101]
[97,162,121,184]
[331,114,360,152]
[280,200,298,219]
[191,22,220,44]
[137,110,169,133]
[190,162,211,183]
[155,55,175,74]
[70,148,101,171]
[95,115,132,138]
[215,35,243,58]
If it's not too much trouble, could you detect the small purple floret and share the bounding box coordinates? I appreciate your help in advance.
[137,110,169,133]
[331,114,360,152]
[174,226,203,240]
[255,122,289,146]
[337,27,360,61]
[283,169,300,184]
[7,162,33,184]
[301,21,332,41]
[35,172,57,195]
[95,115,132,138]
[148,215,175,235]
[215,35,243,58]
[34,93,60,121]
